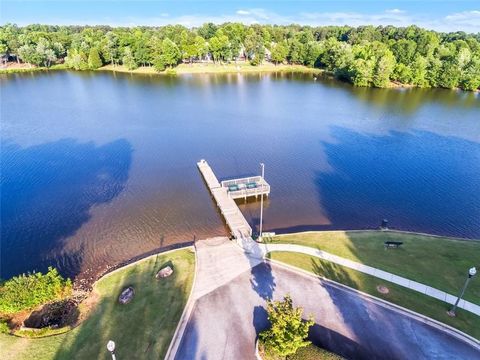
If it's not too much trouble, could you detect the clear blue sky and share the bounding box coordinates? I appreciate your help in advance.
[2,1,479,32]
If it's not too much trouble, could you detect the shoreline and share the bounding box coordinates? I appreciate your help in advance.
[73,228,478,293]
[0,63,324,76]
[4,229,479,341]
[0,63,438,90]
[97,63,324,76]
[2,63,478,92]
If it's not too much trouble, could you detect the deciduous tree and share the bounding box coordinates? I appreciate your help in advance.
[259,294,314,357]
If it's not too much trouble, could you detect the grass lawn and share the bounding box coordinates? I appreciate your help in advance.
[0,64,68,74]
[0,248,195,360]
[98,62,323,75]
[268,231,480,304]
[268,251,480,340]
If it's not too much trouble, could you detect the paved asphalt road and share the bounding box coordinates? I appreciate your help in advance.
[175,261,479,360]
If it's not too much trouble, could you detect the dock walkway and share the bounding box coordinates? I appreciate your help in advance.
[197,159,256,239]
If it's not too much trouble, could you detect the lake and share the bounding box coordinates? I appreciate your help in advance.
[1,70,479,280]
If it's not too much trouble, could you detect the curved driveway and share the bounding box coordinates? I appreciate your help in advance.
[174,238,480,360]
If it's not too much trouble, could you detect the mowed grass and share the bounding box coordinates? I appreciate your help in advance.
[268,252,480,340]
[0,248,195,360]
[269,231,480,303]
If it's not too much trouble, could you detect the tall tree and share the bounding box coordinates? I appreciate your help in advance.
[103,31,119,66]
[87,47,102,69]
[160,38,181,68]
[122,46,137,70]
[270,41,288,65]
[244,30,265,65]
[194,35,208,61]
[208,33,230,63]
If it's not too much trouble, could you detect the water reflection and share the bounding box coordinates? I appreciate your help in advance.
[315,128,480,238]
[0,138,132,279]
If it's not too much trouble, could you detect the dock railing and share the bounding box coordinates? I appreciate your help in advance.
[221,176,270,200]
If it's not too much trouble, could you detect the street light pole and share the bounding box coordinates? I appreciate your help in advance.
[447,267,477,317]
[259,162,265,242]
[107,340,117,360]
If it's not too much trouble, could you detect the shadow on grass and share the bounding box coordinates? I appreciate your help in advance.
[311,257,359,290]
[52,251,193,360]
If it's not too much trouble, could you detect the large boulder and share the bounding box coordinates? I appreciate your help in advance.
[156,266,173,279]
[118,287,135,304]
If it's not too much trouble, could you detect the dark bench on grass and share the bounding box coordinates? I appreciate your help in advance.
[384,241,403,249]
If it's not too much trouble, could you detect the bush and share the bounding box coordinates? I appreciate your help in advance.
[0,320,10,334]
[260,294,314,357]
[0,267,72,314]
[165,68,177,75]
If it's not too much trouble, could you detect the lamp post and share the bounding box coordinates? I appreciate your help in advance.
[259,162,265,242]
[107,340,117,360]
[447,267,477,317]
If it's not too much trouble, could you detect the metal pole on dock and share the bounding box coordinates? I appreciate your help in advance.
[259,163,265,241]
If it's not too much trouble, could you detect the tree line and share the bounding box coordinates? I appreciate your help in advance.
[1,23,479,90]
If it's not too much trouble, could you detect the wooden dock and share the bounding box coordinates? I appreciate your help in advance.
[197,159,270,239]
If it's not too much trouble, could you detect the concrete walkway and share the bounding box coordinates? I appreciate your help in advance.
[257,242,480,316]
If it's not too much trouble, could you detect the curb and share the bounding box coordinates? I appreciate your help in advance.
[267,258,480,349]
[164,243,200,360]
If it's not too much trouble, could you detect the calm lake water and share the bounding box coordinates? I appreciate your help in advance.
[1,71,479,280]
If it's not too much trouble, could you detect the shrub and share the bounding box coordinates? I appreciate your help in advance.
[165,68,177,75]
[0,320,10,334]
[260,294,314,357]
[0,267,72,314]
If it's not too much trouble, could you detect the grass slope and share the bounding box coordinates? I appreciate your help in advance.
[0,248,195,360]
[269,231,480,303]
[268,251,480,340]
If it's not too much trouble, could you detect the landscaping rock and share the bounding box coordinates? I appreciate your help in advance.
[156,266,173,279]
[118,287,135,304]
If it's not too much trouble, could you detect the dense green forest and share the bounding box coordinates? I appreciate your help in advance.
[1,23,479,90]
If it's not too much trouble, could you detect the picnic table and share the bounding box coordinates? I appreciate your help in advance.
[384,241,403,249]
